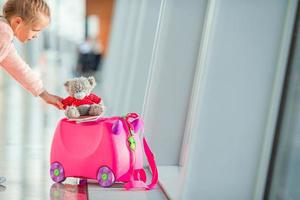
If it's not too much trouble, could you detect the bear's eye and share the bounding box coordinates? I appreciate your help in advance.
[75,84,84,92]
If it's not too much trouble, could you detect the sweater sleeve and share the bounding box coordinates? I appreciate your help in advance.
[0,28,12,62]
[62,96,75,109]
[89,93,102,104]
[0,44,45,97]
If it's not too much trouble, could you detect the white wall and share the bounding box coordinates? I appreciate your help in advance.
[101,0,161,116]
[100,0,298,199]
[102,0,207,165]
[182,0,297,199]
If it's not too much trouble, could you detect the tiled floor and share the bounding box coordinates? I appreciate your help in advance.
[0,69,167,199]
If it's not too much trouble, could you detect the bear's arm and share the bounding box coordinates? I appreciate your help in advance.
[89,94,102,104]
[62,96,75,109]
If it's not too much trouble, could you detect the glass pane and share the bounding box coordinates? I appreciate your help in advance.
[268,9,300,200]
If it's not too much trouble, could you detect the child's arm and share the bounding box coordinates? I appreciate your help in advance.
[40,91,64,109]
[0,44,45,97]
[0,44,64,109]
[0,22,63,109]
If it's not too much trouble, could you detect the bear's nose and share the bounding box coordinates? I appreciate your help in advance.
[74,92,86,100]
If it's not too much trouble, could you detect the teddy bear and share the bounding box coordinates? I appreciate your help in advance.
[62,76,104,119]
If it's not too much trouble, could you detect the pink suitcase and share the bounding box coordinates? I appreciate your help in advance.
[50,113,158,190]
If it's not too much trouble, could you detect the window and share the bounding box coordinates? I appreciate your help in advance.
[266,3,300,200]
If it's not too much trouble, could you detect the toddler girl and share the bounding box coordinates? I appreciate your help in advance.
[0,0,64,108]
[0,0,64,184]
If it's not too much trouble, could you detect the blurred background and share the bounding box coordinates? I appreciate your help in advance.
[0,0,300,200]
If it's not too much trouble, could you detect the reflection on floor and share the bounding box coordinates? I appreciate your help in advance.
[0,73,166,200]
[50,183,88,200]
[88,182,167,200]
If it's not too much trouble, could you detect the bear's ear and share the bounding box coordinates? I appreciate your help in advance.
[64,81,70,92]
[88,76,96,88]
[64,81,69,87]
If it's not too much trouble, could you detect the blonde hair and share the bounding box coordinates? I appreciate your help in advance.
[3,0,50,23]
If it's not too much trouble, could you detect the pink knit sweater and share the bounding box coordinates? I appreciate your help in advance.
[0,17,44,97]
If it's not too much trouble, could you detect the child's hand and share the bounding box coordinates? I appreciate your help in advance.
[39,90,64,110]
